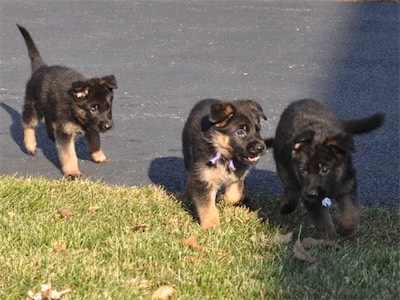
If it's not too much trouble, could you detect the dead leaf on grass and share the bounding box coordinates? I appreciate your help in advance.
[293,238,315,264]
[184,256,206,264]
[133,223,149,233]
[274,231,293,244]
[27,284,72,300]
[57,209,72,220]
[302,237,341,249]
[180,235,207,253]
[151,285,175,300]
[87,205,100,212]
[54,242,67,253]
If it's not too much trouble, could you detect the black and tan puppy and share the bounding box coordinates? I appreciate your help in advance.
[273,99,384,239]
[17,24,117,178]
[182,99,267,229]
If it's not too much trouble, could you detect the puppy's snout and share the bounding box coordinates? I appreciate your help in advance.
[100,121,114,132]
[248,141,266,155]
[306,189,318,198]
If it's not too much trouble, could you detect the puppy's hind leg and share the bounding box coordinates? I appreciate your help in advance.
[85,129,108,163]
[22,96,42,155]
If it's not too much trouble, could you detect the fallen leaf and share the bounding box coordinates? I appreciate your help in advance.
[293,238,315,264]
[58,209,72,220]
[306,262,319,272]
[54,242,67,253]
[302,237,340,249]
[134,223,149,233]
[180,235,207,253]
[275,231,293,244]
[87,205,100,212]
[151,285,175,300]
[184,256,206,264]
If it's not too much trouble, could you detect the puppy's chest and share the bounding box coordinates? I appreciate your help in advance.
[199,162,247,187]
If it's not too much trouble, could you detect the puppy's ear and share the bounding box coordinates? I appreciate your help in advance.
[70,81,90,101]
[245,100,267,120]
[209,103,237,127]
[291,130,315,151]
[100,75,118,90]
[325,133,355,158]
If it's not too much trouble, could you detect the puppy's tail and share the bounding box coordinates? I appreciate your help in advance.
[341,113,385,135]
[17,24,46,73]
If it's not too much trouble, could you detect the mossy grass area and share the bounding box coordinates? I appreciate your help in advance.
[0,175,398,299]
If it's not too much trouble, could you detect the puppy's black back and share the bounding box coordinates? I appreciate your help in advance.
[274,99,341,151]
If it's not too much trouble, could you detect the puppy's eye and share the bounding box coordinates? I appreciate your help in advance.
[320,166,330,175]
[89,105,98,113]
[236,128,247,137]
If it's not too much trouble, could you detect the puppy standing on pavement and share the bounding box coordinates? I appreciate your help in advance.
[182,99,267,229]
[17,24,117,179]
[272,99,384,240]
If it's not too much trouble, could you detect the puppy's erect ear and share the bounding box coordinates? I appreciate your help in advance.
[325,133,355,159]
[70,81,90,101]
[245,100,267,121]
[209,103,237,127]
[100,75,118,90]
[292,130,315,151]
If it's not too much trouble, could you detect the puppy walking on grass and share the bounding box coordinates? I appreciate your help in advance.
[272,99,384,240]
[17,24,117,179]
[182,99,268,229]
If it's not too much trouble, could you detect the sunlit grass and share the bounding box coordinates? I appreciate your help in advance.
[0,175,398,299]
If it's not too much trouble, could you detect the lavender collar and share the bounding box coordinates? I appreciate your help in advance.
[209,150,236,171]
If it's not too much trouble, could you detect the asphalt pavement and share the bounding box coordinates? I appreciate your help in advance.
[0,0,398,207]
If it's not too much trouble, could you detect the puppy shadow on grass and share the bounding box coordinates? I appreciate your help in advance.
[148,156,282,224]
[0,102,92,173]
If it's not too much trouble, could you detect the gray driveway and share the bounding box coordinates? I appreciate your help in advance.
[0,0,398,207]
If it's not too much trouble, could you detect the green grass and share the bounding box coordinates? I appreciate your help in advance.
[0,175,399,299]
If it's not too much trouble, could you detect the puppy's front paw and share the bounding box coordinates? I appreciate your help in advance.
[200,217,220,230]
[65,171,83,180]
[91,150,108,163]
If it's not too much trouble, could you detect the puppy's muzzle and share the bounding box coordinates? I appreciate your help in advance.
[99,120,114,132]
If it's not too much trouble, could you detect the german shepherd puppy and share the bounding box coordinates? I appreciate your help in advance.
[17,24,117,179]
[272,99,384,239]
[182,99,267,229]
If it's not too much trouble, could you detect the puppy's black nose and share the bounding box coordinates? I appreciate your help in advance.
[101,122,114,131]
[249,141,266,155]
[306,189,318,198]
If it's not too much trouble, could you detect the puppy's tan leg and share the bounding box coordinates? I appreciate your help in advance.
[23,124,37,155]
[304,202,336,240]
[187,176,220,229]
[221,181,245,205]
[197,188,220,229]
[85,129,107,163]
[336,196,360,236]
[56,134,82,179]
